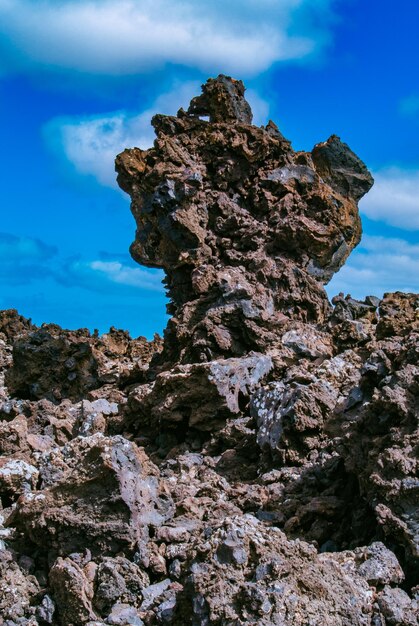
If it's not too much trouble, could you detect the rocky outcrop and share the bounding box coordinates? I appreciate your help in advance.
[5,316,162,403]
[126,353,273,437]
[9,434,173,557]
[116,76,373,367]
[0,77,418,625]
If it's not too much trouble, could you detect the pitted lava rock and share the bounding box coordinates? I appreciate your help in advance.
[0,77,418,625]
[116,75,373,367]
[5,321,163,404]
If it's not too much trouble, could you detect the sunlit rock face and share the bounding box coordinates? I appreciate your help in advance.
[2,78,419,626]
[116,75,373,366]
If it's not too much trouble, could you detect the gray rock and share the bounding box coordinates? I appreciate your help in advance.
[94,557,149,614]
[155,595,178,623]
[128,354,272,432]
[356,542,404,586]
[140,579,171,611]
[106,603,143,625]
[281,327,332,358]
[377,586,418,625]
[0,459,38,495]
[215,532,248,566]
[35,594,55,624]
[11,434,173,555]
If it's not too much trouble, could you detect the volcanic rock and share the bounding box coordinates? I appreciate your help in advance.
[0,549,40,622]
[9,434,173,557]
[49,556,97,625]
[173,514,375,625]
[126,353,272,436]
[116,75,373,367]
[5,322,162,403]
[0,75,417,625]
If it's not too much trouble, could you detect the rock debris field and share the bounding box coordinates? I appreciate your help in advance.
[0,76,418,625]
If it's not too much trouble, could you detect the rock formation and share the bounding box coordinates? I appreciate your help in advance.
[0,76,418,625]
[116,75,373,368]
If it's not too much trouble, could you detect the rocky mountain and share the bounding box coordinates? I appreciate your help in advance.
[0,76,418,625]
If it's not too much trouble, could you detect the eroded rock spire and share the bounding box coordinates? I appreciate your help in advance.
[116,75,373,366]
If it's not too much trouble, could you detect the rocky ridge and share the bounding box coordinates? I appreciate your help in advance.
[0,76,418,625]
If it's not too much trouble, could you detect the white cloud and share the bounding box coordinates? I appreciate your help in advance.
[46,110,153,188]
[88,260,164,291]
[44,81,200,186]
[0,230,164,292]
[246,89,271,126]
[327,235,419,300]
[0,0,333,77]
[45,80,271,187]
[62,258,164,293]
[360,168,419,230]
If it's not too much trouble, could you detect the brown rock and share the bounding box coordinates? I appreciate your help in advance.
[49,556,97,625]
[376,292,419,339]
[5,326,99,402]
[116,75,373,367]
[5,319,162,404]
[0,549,40,622]
[174,515,375,625]
[127,353,272,434]
[0,309,34,342]
[2,75,418,626]
[9,434,173,556]
[0,414,29,456]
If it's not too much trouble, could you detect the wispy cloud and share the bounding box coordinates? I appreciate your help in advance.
[0,231,163,292]
[60,259,164,293]
[360,167,419,230]
[0,0,334,78]
[327,235,419,299]
[44,81,200,187]
[0,232,57,285]
[0,232,57,261]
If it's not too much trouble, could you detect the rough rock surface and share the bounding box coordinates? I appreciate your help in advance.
[10,433,173,557]
[116,75,373,368]
[0,77,418,625]
[5,322,162,403]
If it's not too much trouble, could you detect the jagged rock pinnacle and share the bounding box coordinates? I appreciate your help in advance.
[186,74,253,123]
[116,75,374,366]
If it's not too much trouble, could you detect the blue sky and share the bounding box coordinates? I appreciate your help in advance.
[0,0,418,338]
